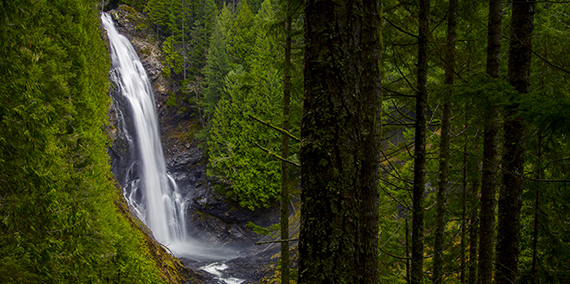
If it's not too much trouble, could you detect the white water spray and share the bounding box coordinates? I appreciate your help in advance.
[101,13,239,264]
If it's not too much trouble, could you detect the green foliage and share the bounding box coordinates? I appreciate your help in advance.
[204,0,302,210]
[246,222,279,236]
[166,91,179,107]
[201,4,233,124]
[453,74,518,108]
[207,66,283,209]
[0,1,166,282]
[161,36,183,77]
[187,0,218,77]
[229,0,257,68]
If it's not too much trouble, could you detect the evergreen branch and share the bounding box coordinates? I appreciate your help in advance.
[379,246,410,260]
[383,86,416,98]
[464,151,570,183]
[524,178,570,183]
[391,44,419,93]
[383,16,418,38]
[379,221,402,251]
[379,147,407,183]
[249,114,301,142]
[521,157,570,179]
[254,142,300,168]
[391,100,417,122]
[379,141,415,162]
[379,180,412,210]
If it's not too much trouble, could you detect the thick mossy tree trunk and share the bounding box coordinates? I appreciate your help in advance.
[298,0,382,283]
[412,0,429,283]
[478,1,502,283]
[432,0,456,282]
[496,1,535,283]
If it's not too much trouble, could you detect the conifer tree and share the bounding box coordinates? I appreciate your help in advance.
[202,4,232,123]
[229,0,256,68]
[496,1,536,283]
[433,0,457,282]
[479,1,503,283]
[412,0,429,283]
[207,1,289,209]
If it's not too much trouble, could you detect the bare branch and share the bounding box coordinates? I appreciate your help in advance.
[249,114,301,142]
[255,238,299,245]
[254,142,300,167]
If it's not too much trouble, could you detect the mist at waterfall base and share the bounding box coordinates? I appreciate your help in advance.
[102,13,237,263]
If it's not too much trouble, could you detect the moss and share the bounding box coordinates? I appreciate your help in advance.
[118,4,153,36]
[114,189,204,284]
[136,23,148,31]
[119,4,137,15]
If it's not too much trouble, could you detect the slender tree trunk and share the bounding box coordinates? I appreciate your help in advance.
[299,1,382,282]
[468,172,479,284]
[406,218,411,284]
[478,1,502,283]
[433,1,457,282]
[496,2,535,283]
[182,0,186,81]
[461,145,467,284]
[280,0,292,282]
[412,0,429,283]
[530,133,542,284]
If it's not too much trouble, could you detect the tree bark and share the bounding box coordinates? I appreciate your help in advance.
[433,0,456,282]
[299,1,382,283]
[478,1,502,283]
[496,1,535,283]
[461,144,468,284]
[412,0,429,283]
[280,0,292,282]
[406,218,411,284]
[530,133,542,284]
[468,172,479,284]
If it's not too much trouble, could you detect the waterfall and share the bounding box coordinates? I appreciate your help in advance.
[101,12,187,245]
[101,13,239,263]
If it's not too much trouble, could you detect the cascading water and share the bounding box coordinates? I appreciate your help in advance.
[102,12,186,245]
[101,13,238,264]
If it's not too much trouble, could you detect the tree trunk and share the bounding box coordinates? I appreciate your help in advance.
[280,0,292,282]
[461,145,467,284]
[478,1,502,283]
[406,218,411,284]
[433,0,456,282]
[496,1,535,283]
[530,133,542,284]
[468,172,479,284]
[412,0,429,283]
[299,0,382,283]
[182,0,186,81]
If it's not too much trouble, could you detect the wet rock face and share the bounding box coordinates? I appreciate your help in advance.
[107,5,172,108]
[165,145,279,248]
